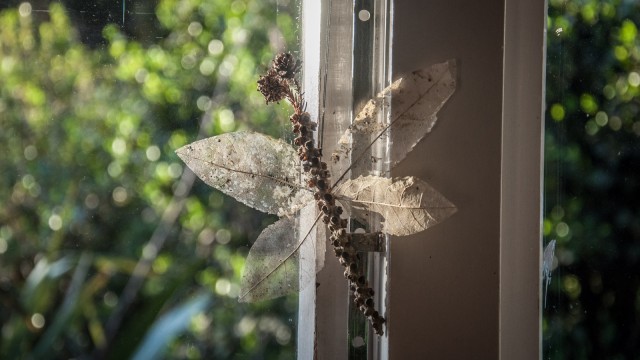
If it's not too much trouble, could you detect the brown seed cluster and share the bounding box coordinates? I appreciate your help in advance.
[257,53,386,335]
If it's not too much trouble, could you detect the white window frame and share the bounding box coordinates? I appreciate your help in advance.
[299,0,547,358]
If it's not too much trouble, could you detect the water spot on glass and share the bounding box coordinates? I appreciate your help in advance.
[352,336,365,348]
[358,10,371,22]
[555,27,563,36]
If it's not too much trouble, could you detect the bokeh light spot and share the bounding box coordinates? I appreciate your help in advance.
[48,214,62,231]
[31,313,45,329]
[19,2,32,17]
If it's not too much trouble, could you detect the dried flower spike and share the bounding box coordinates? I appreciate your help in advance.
[273,52,302,79]
[257,52,386,336]
[257,69,287,104]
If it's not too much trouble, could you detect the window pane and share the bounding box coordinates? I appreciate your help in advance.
[0,1,300,358]
[544,1,640,358]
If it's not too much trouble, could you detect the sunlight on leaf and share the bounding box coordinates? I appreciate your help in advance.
[176,131,313,216]
[334,175,456,236]
[333,60,456,169]
[239,214,320,303]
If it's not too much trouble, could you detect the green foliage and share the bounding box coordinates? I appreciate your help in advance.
[545,0,640,358]
[0,1,298,358]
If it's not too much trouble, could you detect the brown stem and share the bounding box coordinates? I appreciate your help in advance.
[260,53,386,335]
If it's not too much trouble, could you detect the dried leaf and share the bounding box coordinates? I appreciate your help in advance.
[333,60,456,168]
[238,214,321,302]
[176,131,312,217]
[333,175,456,236]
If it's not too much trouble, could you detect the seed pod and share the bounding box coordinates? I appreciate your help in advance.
[322,215,330,224]
[365,298,374,307]
[335,206,343,215]
[341,251,350,261]
[317,179,326,190]
[305,140,314,150]
[344,269,357,281]
[323,193,333,203]
[322,205,330,214]
[341,219,348,228]
[334,248,342,257]
[294,136,303,146]
[299,112,310,125]
[357,276,366,285]
[364,307,374,317]
[293,124,300,133]
[349,262,358,272]
[356,287,368,295]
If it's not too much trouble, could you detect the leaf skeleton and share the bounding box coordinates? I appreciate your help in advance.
[176,53,457,336]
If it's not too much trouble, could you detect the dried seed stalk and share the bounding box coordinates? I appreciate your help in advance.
[258,53,385,335]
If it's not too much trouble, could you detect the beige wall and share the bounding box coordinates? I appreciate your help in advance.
[389,0,545,358]
[390,1,504,358]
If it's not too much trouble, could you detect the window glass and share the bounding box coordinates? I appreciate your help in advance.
[544,1,640,358]
[0,1,300,358]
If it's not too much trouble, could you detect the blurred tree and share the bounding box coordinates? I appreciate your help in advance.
[544,0,640,358]
[0,1,299,358]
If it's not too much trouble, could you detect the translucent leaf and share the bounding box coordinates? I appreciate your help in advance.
[176,131,313,216]
[333,60,456,168]
[333,175,457,236]
[238,214,321,302]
